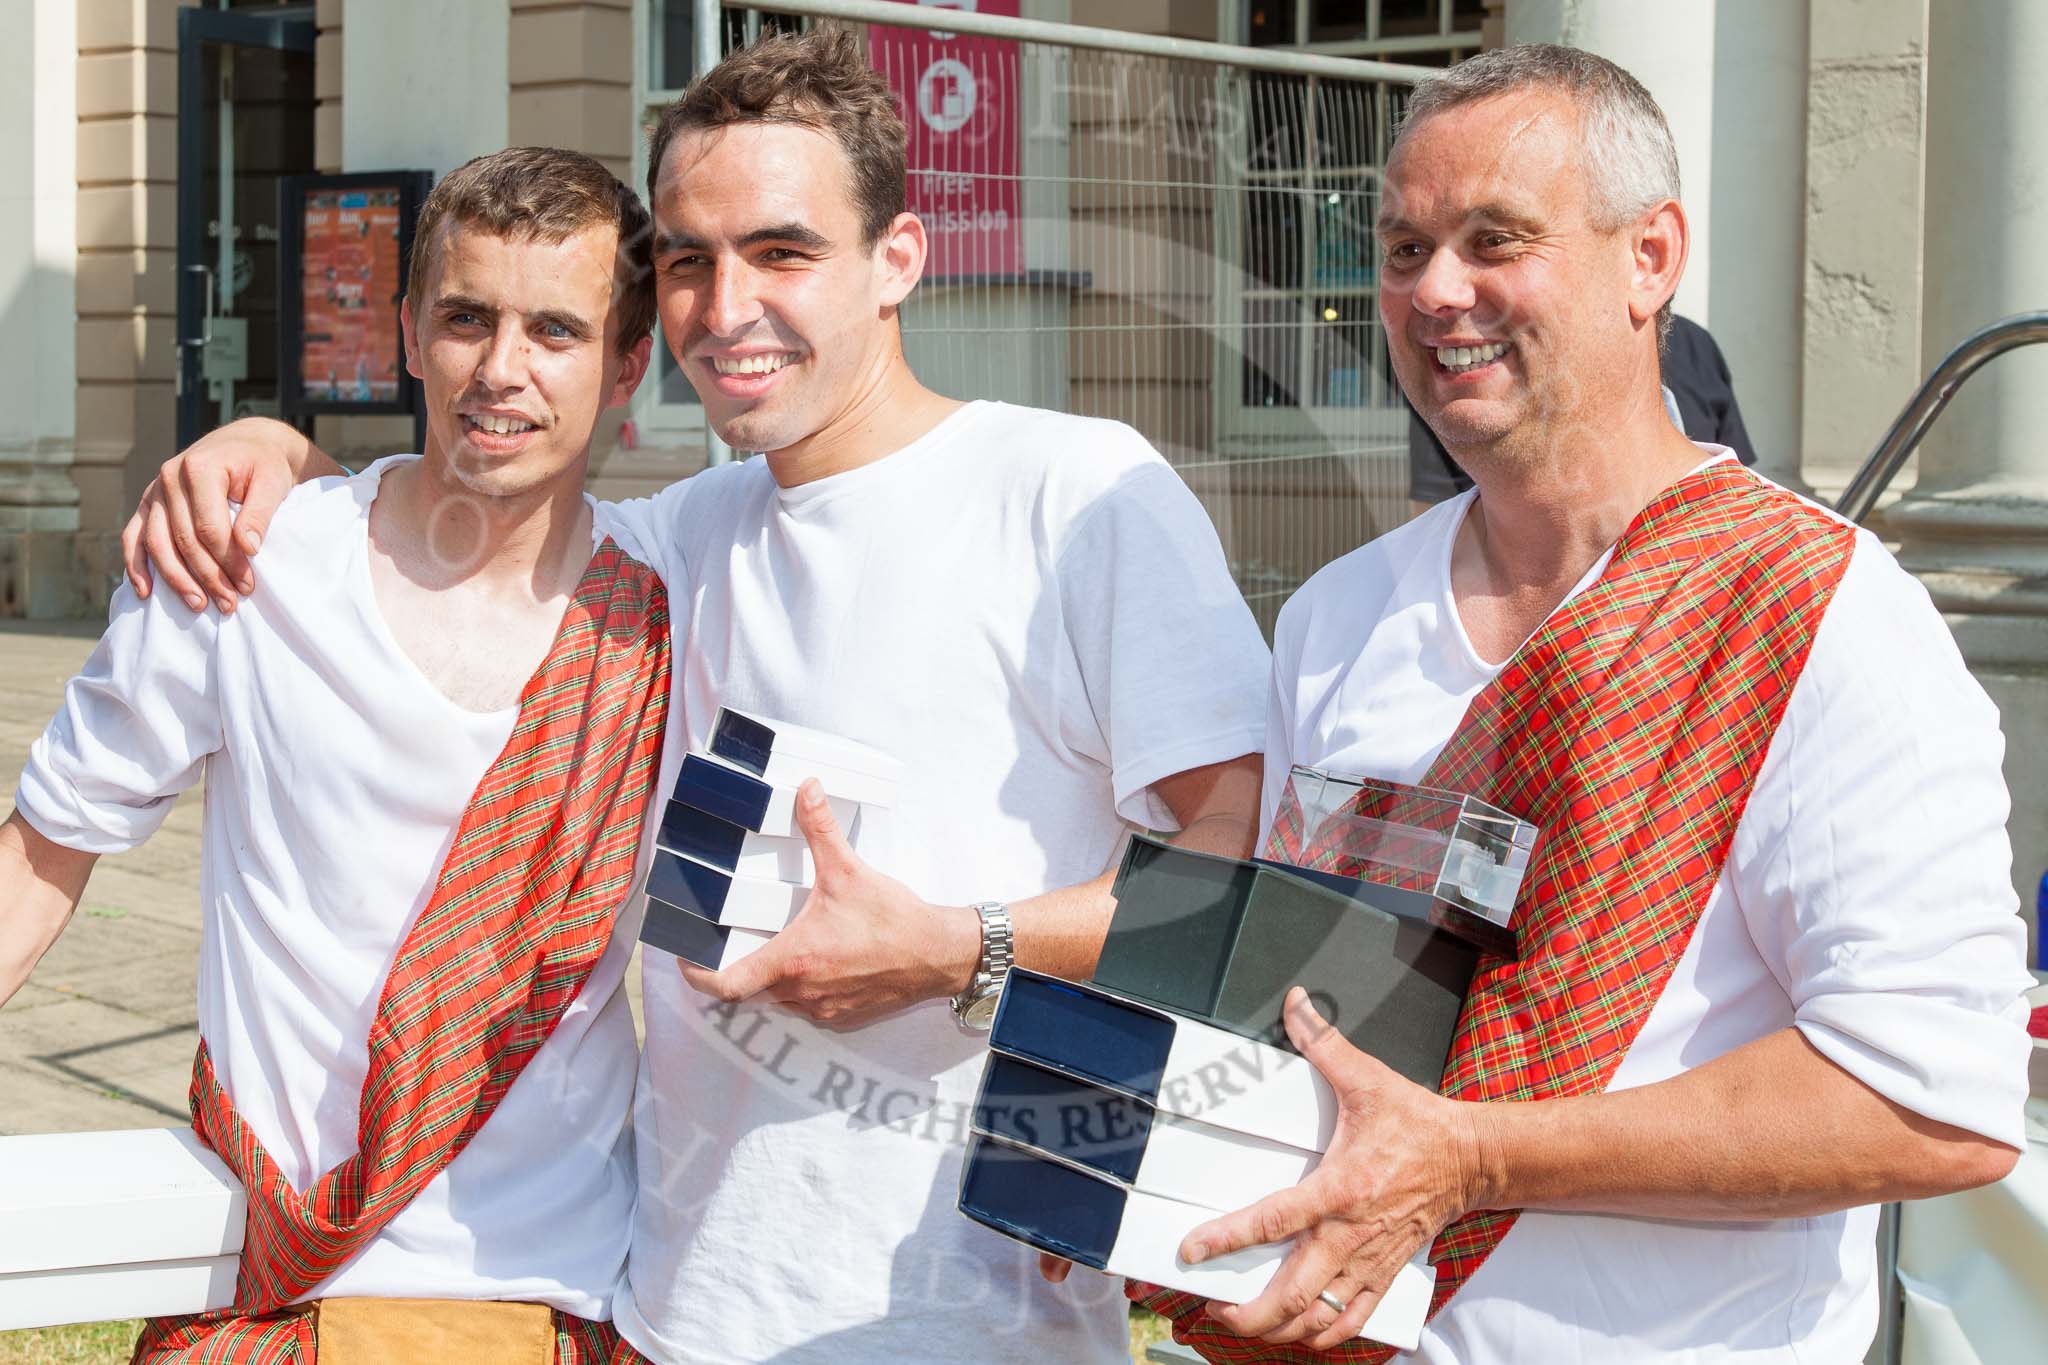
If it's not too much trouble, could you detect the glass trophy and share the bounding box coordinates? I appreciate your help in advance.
[1265,765,1538,959]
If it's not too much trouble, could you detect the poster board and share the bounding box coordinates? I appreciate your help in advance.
[277,171,432,419]
[869,0,1024,282]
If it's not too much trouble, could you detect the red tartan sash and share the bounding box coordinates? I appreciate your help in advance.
[1148,462,1856,1362]
[132,540,670,1364]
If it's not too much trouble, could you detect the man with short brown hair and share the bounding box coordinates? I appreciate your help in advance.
[4,146,662,1362]
[126,27,1271,1363]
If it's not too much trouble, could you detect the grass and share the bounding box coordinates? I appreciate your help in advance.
[0,1322,139,1365]
[1129,1305,1176,1358]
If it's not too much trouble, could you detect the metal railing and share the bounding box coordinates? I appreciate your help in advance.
[1836,310,2048,525]
[739,0,1439,81]
[712,1,1443,634]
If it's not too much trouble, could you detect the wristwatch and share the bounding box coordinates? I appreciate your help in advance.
[950,901,1014,1032]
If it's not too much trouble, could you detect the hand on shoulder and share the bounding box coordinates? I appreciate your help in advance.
[122,417,339,615]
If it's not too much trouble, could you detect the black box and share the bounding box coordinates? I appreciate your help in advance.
[1091,836,1477,1088]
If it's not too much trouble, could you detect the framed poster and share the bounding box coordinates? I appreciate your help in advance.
[277,170,432,419]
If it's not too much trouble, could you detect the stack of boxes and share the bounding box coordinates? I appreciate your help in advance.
[959,969,1436,1352]
[956,767,1541,1353]
[639,708,902,969]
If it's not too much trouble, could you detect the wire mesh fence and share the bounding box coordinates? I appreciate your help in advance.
[705,4,1431,637]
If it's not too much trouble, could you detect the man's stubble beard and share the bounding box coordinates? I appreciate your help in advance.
[712,404,799,455]
[442,447,564,501]
[1405,336,1606,485]
[706,353,858,458]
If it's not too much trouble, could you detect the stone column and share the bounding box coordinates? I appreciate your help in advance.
[1704,0,1807,490]
[509,1,633,185]
[0,0,82,618]
[322,0,511,464]
[74,0,180,612]
[1505,1,1811,489]
[316,0,342,175]
[508,0,636,469]
[1799,0,1928,494]
[1505,0,1717,325]
[1886,0,2048,944]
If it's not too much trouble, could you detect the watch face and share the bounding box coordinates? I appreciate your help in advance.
[962,991,1000,1030]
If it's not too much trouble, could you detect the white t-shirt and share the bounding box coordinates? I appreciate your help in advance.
[14,456,643,1316]
[599,401,1271,1363]
[1262,453,2036,1363]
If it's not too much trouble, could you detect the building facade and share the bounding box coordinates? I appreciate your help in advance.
[1,0,2041,940]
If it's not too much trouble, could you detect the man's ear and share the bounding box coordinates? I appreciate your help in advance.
[1627,198,1687,326]
[400,297,424,382]
[876,211,927,310]
[607,334,656,408]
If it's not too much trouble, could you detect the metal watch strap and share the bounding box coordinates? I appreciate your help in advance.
[951,901,1013,1022]
[977,900,1014,986]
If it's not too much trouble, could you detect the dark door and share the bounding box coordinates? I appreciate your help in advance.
[177,6,318,449]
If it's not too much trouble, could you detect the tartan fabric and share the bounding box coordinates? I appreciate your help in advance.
[132,539,670,1364]
[129,1306,651,1364]
[130,1310,313,1365]
[553,1312,654,1365]
[1145,462,1856,1362]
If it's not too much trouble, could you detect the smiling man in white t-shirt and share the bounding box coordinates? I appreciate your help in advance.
[2,147,666,1361]
[120,28,1271,1365]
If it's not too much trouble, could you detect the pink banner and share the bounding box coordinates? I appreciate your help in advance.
[870,0,1024,279]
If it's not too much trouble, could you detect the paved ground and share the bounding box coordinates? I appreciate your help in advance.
[1,619,205,1133]
[0,617,646,1138]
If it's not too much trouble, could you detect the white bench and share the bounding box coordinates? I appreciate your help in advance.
[0,1128,244,1330]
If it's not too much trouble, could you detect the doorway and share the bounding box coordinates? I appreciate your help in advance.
[176,5,318,450]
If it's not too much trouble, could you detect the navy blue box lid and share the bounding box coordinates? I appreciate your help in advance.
[957,1132,1126,1272]
[711,709,777,778]
[657,799,750,873]
[989,969,1177,1105]
[975,1053,1154,1187]
[644,848,736,922]
[639,893,733,967]
[672,752,772,832]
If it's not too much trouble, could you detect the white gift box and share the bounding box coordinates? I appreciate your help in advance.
[959,1131,1433,1353]
[973,1051,1319,1214]
[710,708,903,808]
[645,850,809,933]
[0,1127,245,1329]
[988,970,1339,1154]
[657,799,814,882]
[671,752,857,839]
